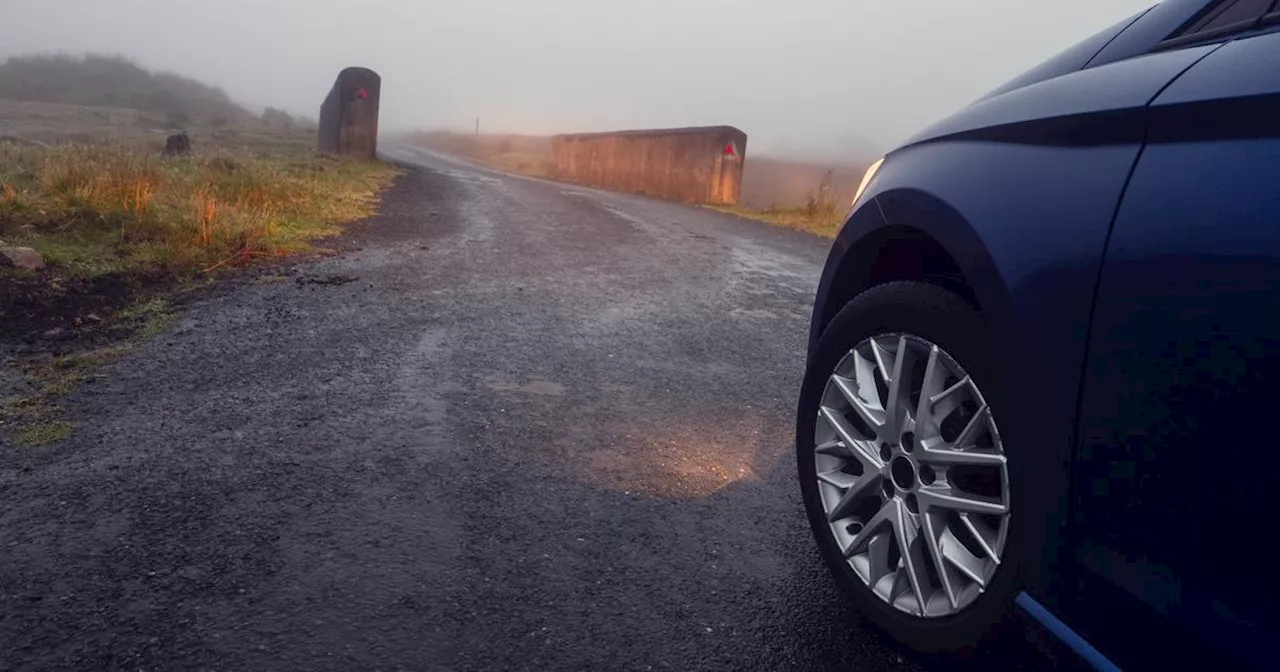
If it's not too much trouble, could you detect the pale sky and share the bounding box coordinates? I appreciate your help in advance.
[1,0,1154,161]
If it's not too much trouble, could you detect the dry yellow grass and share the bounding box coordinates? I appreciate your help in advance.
[0,143,398,276]
[707,204,846,239]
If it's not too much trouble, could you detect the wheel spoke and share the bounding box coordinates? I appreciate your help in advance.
[943,540,988,588]
[893,503,930,615]
[921,511,958,610]
[914,345,945,428]
[929,375,970,407]
[918,438,1006,466]
[816,469,858,489]
[819,407,884,470]
[870,338,894,385]
[854,348,883,404]
[883,336,910,438]
[815,439,853,458]
[952,403,989,450]
[844,498,897,558]
[865,532,895,586]
[959,513,1001,563]
[830,374,886,437]
[918,488,1007,516]
[826,472,885,522]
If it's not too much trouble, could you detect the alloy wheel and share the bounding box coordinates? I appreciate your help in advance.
[813,333,1010,618]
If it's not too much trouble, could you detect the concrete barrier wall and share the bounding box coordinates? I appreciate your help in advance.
[549,126,747,205]
[318,67,381,159]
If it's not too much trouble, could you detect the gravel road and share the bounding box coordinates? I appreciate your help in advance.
[1,148,1049,671]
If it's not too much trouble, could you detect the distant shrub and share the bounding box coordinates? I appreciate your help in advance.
[804,168,837,219]
[261,107,293,128]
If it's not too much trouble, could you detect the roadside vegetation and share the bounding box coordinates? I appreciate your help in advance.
[0,144,395,276]
[1,54,399,446]
[710,168,845,238]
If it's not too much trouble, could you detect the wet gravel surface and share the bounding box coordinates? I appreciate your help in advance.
[0,148,1054,670]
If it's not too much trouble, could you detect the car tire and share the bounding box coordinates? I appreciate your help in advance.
[796,280,1035,655]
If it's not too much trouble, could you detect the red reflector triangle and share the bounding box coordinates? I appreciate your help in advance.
[724,143,736,156]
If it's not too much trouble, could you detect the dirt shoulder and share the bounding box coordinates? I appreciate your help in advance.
[1,143,400,446]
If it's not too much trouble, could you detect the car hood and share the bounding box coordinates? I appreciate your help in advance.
[899,0,1215,149]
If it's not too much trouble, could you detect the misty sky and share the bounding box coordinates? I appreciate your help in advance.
[2,0,1153,161]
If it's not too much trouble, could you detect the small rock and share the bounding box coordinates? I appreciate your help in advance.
[162,133,192,157]
[0,246,44,270]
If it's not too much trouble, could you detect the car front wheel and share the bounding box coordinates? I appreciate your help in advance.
[797,281,1030,654]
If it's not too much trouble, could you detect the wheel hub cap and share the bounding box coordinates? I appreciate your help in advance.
[890,456,916,490]
[813,334,1011,618]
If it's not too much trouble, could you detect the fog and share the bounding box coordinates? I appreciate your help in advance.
[1,0,1152,162]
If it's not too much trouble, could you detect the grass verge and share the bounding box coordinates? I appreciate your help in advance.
[706,204,845,239]
[1,144,398,275]
[1,144,400,446]
[1,293,175,446]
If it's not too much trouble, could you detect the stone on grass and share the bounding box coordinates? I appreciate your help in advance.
[163,133,192,157]
[0,247,44,270]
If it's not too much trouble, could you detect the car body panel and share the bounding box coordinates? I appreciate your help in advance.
[902,44,1216,147]
[809,41,1223,361]
[806,1,1280,666]
[979,7,1153,102]
[1153,23,1280,103]
[1070,28,1280,668]
[1087,0,1213,67]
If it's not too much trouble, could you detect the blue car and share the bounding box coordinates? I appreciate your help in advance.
[796,1,1279,668]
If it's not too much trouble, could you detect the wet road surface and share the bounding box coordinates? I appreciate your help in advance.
[1,148,1054,670]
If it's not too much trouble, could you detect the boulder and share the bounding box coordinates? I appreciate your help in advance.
[317,67,381,159]
[163,133,192,157]
[0,247,45,270]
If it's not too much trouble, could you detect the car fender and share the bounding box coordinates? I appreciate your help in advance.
[808,40,1224,602]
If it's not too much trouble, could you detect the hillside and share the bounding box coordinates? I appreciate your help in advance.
[0,55,315,153]
[0,54,252,124]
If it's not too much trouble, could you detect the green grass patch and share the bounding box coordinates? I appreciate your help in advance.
[1,144,399,277]
[2,296,174,447]
[16,421,73,446]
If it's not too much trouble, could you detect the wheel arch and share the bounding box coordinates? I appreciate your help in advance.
[808,188,1016,364]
